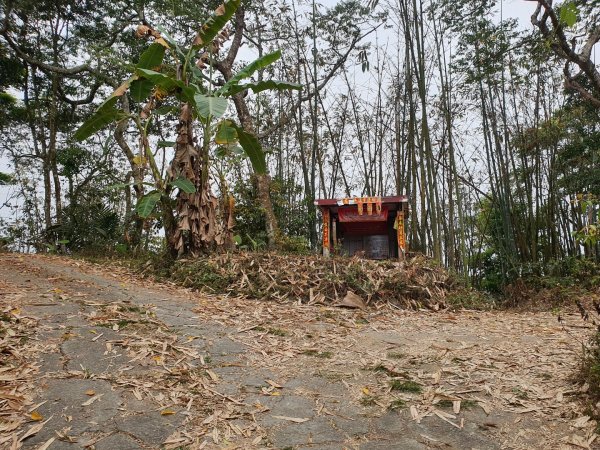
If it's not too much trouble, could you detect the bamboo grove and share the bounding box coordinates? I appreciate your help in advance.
[0,0,599,291]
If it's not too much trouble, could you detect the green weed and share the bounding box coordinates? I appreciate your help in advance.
[302,349,333,358]
[389,380,422,393]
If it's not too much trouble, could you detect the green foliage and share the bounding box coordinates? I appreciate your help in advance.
[233,175,311,249]
[555,103,600,196]
[559,1,579,27]
[446,288,494,310]
[389,380,422,393]
[221,50,282,90]
[344,262,376,295]
[452,16,523,86]
[0,172,14,185]
[215,120,238,145]
[169,177,196,194]
[233,125,267,175]
[0,92,16,108]
[137,43,167,70]
[135,68,196,103]
[56,145,91,179]
[388,399,406,410]
[48,198,123,252]
[143,257,234,292]
[574,225,599,247]
[278,235,311,255]
[223,80,302,96]
[72,4,300,210]
[192,0,241,49]
[520,257,600,290]
[130,79,155,102]
[73,97,125,141]
[195,94,228,119]
[136,191,162,218]
[471,248,511,293]
[580,330,600,418]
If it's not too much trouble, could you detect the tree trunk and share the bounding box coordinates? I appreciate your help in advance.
[216,7,281,248]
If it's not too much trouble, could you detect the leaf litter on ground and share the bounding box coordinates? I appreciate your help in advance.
[2,253,600,449]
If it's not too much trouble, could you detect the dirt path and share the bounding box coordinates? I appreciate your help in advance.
[0,254,597,450]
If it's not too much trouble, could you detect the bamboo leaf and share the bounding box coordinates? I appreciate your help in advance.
[193,0,241,49]
[194,94,228,119]
[170,177,196,194]
[136,191,161,218]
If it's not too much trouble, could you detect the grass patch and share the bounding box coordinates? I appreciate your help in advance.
[388,399,406,410]
[462,400,477,409]
[512,387,528,400]
[372,363,389,373]
[370,363,407,378]
[360,395,379,407]
[302,349,333,358]
[437,399,477,409]
[315,370,349,381]
[389,380,422,393]
[267,327,287,336]
[580,330,600,419]
[117,319,135,328]
[446,289,494,310]
[119,305,144,314]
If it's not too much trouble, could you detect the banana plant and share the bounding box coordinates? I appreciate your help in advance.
[74,0,301,255]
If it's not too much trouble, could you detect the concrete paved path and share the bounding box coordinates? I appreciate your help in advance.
[0,254,595,449]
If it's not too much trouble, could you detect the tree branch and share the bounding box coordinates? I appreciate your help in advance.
[530,0,600,105]
[258,27,377,139]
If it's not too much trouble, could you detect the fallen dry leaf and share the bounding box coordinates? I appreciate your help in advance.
[36,436,56,450]
[81,394,103,406]
[339,291,366,310]
[271,415,310,423]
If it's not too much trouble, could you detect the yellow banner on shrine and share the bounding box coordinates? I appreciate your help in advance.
[396,211,406,251]
[322,208,330,250]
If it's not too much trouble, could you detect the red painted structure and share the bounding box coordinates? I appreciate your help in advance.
[315,196,409,259]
